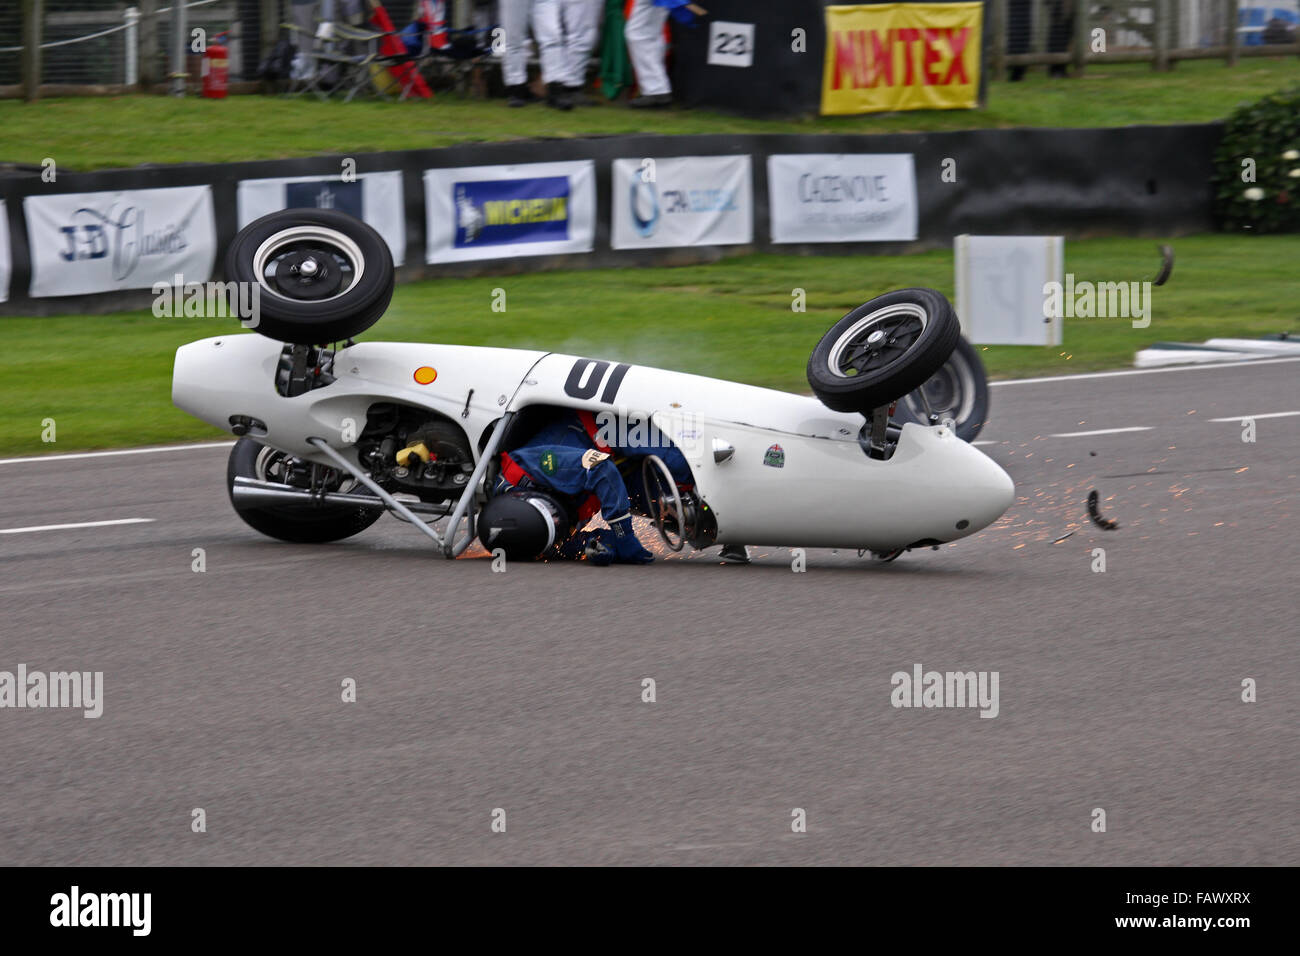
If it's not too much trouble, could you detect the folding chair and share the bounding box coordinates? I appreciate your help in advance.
[279,19,379,100]
[362,19,437,101]
[330,22,397,101]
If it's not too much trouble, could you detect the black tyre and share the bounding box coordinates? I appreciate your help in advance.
[224,208,394,344]
[807,288,960,414]
[894,335,991,442]
[226,438,383,543]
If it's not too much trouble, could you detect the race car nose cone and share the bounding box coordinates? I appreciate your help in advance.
[954,455,1015,538]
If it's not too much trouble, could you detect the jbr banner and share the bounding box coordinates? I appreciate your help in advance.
[611,155,753,250]
[822,2,983,116]
[424,161,595,264]
[767,153,917,243]
[23,186,216,297]
[237,171,406,266]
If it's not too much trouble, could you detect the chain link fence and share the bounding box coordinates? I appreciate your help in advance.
[994,0,1299,77]
[2,0,278,90]
[3,1,1297,94]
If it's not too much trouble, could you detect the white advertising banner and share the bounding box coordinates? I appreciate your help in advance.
[237,170,406,265]
[0,200,10,303]
[767,153,917,243]
[612,155,753,250]
[24,186,216,297]
[424,161,595,264]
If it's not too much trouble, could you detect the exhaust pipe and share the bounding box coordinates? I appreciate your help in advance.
[231,476,449,515]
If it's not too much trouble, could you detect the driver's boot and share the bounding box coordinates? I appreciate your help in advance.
[607,514,654,565]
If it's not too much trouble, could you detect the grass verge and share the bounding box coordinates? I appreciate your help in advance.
[2,59,1296,169]
[1,233,1294,457]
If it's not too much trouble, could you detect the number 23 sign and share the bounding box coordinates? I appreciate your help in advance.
[707,20,755,69]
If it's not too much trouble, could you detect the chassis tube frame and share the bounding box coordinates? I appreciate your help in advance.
[306,437,449,551]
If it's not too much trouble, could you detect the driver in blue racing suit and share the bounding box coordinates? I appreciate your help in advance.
[495,409,692,565]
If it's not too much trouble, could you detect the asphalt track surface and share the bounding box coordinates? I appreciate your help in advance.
[1,359,1296,866]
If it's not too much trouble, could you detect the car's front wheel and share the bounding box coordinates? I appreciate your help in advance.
[807,288,960,415]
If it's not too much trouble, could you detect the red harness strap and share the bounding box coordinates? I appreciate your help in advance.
[577,410,611,453]
[500,452,529,487]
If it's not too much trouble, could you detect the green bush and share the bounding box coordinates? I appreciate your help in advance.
[1213,86,1300,234]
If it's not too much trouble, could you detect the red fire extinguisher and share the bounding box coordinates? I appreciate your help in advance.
[201,30,229,99]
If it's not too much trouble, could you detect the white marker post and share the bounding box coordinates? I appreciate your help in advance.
[954,234,1064,346]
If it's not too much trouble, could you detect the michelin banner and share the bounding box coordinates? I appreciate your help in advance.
[424,161,595,264]
[0,200,9,303]
[768,153,917,243]
[612,155,753,250]
[822,2,983,115]
[24,186,216,298]
[237,171,405,266]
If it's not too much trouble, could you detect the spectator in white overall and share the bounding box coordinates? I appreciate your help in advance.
[624,0,706,108]
[556,0,604,102]
[502,0,573,110]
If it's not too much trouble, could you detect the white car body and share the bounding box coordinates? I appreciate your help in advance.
[173,333,1014,552]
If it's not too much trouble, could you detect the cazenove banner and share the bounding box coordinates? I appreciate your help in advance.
[237,171,406,266]
[611,155,753,250]
[424,161,595,264]
[24,186,216,297]
[822,2,983,115]
[768,153,917,243]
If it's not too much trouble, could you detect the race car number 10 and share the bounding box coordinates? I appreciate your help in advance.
[564,359,631,405]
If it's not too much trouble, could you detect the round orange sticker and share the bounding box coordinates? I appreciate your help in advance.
[413,366,437,385]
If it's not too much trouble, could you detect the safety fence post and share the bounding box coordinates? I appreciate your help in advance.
[21,0,43,102]
[125,7,140,86]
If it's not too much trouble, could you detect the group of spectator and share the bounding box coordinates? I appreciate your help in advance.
[500,0,707,110]
[274,0,708,108]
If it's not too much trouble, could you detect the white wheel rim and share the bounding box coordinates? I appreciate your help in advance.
[251,225,366,303]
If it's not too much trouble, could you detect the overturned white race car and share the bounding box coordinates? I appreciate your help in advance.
[172,210,1012,563]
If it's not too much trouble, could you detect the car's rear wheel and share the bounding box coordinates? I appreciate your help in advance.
[807,288,960,415]
[224,209,394,345]
[227,437,383,543]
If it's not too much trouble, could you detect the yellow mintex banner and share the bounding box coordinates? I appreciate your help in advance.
[821,3,983,116]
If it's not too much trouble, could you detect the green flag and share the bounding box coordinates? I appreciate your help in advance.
[598,0,633,101]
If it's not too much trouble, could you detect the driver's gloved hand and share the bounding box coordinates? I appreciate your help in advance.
[607,514,654,565]
[583,530,616,566]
